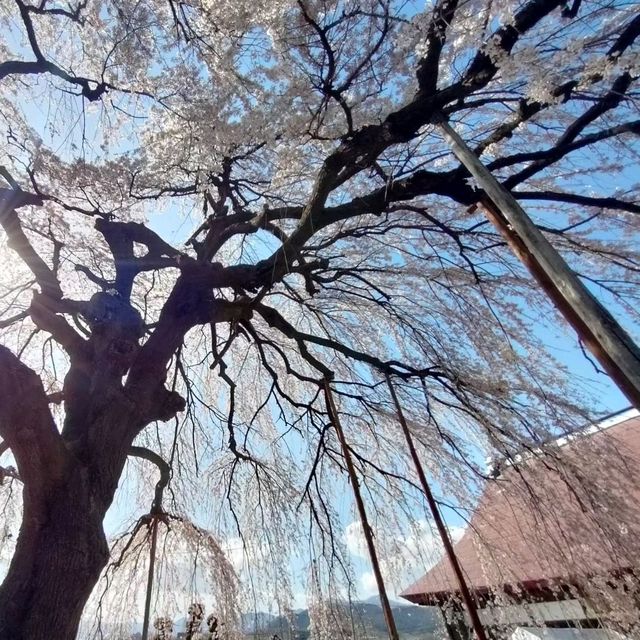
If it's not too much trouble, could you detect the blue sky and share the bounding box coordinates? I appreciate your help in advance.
[7,93,635,612]
[2,2,638,621]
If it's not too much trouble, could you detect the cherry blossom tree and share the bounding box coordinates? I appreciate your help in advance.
[0,0,639,637]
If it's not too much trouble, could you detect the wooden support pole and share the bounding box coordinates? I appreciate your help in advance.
[478,197,629,396]
[386,376,488,640]
[141,516,159,640]
[437,118,640,409]
[323,378,400,640]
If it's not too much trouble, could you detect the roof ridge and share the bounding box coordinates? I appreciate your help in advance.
[487,407,638,477]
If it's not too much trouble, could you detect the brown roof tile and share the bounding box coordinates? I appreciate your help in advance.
[401,411,640,605]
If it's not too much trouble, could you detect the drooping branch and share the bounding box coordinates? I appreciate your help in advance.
[255,303,450,380]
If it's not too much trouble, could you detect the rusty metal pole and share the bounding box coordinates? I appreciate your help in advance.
[141,516,159,640]
[437,118,640,409]
[323,378,400,640]
[386,375,488,640]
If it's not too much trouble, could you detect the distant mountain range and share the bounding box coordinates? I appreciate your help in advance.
[239,600,443,640]
[124,598,443,639]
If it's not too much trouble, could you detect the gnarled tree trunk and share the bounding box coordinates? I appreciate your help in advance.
[0,262,190,639]
[0,464,111,640]
[0,334,169,639]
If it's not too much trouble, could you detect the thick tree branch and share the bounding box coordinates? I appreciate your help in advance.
[0,310,29,330]
[0,345,67,490]
[126,285,253,420]
[0,440,20,484]
[128,446,170,513]
[0,187,61,299]
[0,57,107,103]
[29,293,88,361]
[258,0,563,282]
[0,0,105,100]
[515,191,640,215]
[503,119,640,188]
[416,0,460,93]
[94,219,184,299]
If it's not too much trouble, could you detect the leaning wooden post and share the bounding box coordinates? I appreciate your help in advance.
[141,516,160,640]
[436,117,640,409]
[386,375,488,640]
[323,378,400,640]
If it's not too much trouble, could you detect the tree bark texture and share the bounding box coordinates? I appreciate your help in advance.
[0,466,110,639]
[0,342,151,639]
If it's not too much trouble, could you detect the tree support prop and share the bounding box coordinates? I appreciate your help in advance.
[386,376,488,640]
[141,516,159,640]
[132,446,170,640]
[437,118,640,409]
[323,378,400,640]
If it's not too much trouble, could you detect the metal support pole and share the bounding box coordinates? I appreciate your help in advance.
[323,378,400,640]
[141,516,159,640]
[386,375,488,640]
[437,118,640,409]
